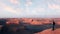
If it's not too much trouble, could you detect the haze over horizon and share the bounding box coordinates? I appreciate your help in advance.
[0,0,60,18]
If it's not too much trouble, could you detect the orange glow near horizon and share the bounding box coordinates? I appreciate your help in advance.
[5,18,53,25]
[6,19,19,24]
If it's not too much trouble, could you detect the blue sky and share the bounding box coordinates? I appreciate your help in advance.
[0,0,60,18]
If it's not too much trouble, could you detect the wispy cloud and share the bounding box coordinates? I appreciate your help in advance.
[25,7,46,16]
[32,7,45,14]
[25,0,32,6]
[9,0,20,5]
[35,7,45,12]
[55,0,60,3]
[48,3,60,9]
[0,2,22,15]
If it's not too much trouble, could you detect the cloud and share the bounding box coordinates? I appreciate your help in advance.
[24,7,45,16]
[9,0,20,5]
[16,8,23,12]
[0,2,22,15]
[48,4,60,9]
[25,0,32,6]
[31,7,45,14]
[55,0,60,3]
[35,7,45,12]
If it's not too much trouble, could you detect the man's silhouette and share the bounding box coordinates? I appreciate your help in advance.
[53,20,55,31]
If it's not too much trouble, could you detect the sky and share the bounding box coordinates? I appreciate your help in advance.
[0,0,60,18]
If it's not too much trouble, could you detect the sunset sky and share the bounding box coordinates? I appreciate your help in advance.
[0,0,60,18]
